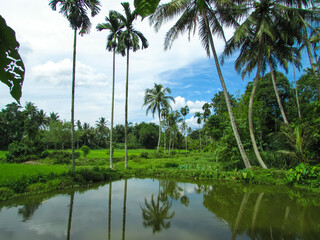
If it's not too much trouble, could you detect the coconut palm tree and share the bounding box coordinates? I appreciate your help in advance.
[150,0,252,168]
[180,105,189,154]
[143,83,175,151]
[97,11,124,169]
[49,0,101,172]
[117,2,149,168]
[195,112,203,151]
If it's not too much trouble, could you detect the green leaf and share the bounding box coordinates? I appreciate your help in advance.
[0,15,25,103]
[134,0,160,19]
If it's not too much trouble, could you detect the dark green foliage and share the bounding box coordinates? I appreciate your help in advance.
[80,145,90,158]
[140,152,149,158]
[287,163,320,188]
[165,162,179,168]
[49,151,79,164]
[6,138,45,163]
[0,187,15,200]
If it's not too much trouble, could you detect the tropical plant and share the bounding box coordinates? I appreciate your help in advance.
[194,112,203,151]
[150,0,252,168]
[97,11,124,168]
[143,83,175,151]
[117,2,149,168]
[49,0,101,171]
[180,105,189,154]
[0,15,25,102]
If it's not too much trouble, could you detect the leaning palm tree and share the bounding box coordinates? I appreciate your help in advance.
[117,2,149,168]
[49,0,101,172]
[97,11,124,169]
[143,83,175,152]
[150,0,252,168]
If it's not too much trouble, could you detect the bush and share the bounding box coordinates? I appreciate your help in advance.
[6,138,45,163]
[41,150,50,158]
[0,187,15,200]
[165,162,179,168]
[50,151,71,164]
[140,152,149,158]
[80,145,90,158]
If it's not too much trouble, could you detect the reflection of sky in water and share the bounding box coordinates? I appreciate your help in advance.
[0,178,320,240]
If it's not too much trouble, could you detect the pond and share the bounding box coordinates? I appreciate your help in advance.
[0,178,320,240]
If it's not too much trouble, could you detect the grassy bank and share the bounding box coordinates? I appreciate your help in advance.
[0,149,319,201]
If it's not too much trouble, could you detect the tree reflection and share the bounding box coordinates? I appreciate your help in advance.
[108,182,112,240]
[67,192,74,240]
[141,193,175,234]
[122,180,127,240]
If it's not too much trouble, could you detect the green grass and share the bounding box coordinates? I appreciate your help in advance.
[0,163,69,186]
[0,151,7,159]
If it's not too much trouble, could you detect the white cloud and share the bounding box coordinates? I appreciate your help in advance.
[172,96,208,114]
[32,59,108,87]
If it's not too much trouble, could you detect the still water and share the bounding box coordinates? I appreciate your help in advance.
[0,178,320,240]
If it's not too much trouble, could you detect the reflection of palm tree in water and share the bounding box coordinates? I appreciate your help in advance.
[141,193,175,234]
[122,179,127,240]
[108,182,112,240]
[232,191,251,240]
[180,183,190,207]
[67,192,74,240]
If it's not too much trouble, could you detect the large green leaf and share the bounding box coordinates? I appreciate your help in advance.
[0,15,25,103]
[134,0,160,18]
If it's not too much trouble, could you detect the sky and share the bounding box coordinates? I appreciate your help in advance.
[0,0,308,129]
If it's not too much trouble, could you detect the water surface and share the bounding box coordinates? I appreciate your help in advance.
[0,178,319,240]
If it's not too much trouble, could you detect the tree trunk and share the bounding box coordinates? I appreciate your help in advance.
[303,26,315,72]
[157,107,161,152]
[124,47,129,169]
[110,48,116,169]
[292,53,302,119]
[269,59,289,124]
[249,55,268,169]
[199,125,202,151]
[71,28,77,172]
[203,14,251,168]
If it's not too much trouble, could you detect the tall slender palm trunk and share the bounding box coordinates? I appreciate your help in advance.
[71,28,77,172]
[292,54,302,119]
[124,47,129,169]
[203,14,251,169]
[249,54,268,169]
[157,108,161,151]
[269,59,289,124]
[110,48,116,169]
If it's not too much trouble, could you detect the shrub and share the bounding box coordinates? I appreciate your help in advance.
[6,138,45,163]
[140,152,149,158]
[80,145,91,158]
[41,150,50,158]
[165,162,179,168]
[50,151,71,164]
[0,187,15,200]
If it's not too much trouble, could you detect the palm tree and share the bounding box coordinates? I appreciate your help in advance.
[49,112,60,122]
[180,105,189,154]
[161,107,169,153]
[97,11,124,169]
[195,112,203,151]
[49,0,101,172]
[95,117,109,147]
[150,0,252,168]
[143,83,175,151]
[117,2,149,168]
